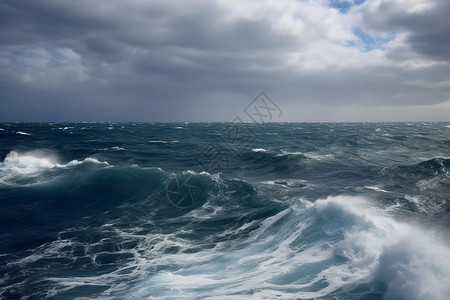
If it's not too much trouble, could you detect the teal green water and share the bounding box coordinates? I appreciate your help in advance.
[1,122,450,299]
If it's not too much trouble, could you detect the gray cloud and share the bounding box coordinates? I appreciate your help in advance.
[361,1,450,60]
[0,0,449,121]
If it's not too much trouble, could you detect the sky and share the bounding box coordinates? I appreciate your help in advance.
[1,0,450,122]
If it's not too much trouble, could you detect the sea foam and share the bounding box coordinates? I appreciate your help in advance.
[125,196,450,300]
[0,151,109,185]
[0,151,58,174]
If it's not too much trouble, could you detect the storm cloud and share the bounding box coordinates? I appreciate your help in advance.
[0,0,449,121]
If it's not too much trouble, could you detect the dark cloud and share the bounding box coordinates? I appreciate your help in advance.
[361,1,450,60]
[0,0,449,121]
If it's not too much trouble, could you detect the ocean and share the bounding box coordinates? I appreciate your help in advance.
[1,122,449,299]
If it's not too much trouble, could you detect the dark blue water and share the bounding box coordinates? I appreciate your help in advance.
[1,122,450,299]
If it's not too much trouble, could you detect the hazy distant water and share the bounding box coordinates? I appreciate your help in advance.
[1,122,450,299]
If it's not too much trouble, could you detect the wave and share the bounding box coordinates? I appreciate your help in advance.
[0,151,109,185]
[415,157,450,171]
[251,148,268,152]
[380,157,450,190]
[1,156,449,300]
[5,192,448,299]
[0,150,109,172]
[99,146,126,151]
[148,140,179,144]
[1,132,449,299]
[0,167,270,298]
[16,131,32,136]
[0,151,58,175]
[240,149,308,175]
[122,196,450,299]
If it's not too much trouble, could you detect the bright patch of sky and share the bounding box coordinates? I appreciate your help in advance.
[328,0,365,13]
[351,29,395,51]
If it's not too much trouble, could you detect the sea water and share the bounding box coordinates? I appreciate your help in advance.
[1,122,450,299]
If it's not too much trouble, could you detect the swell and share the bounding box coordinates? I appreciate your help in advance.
[1,123,450,299]
[118,197,450,300]
[372,158,450,215]
[1,158,449,299]
[0,163,286,299]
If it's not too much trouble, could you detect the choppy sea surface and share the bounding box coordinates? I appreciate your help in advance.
[1,122,450,299]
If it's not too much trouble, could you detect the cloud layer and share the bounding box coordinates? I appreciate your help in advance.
[1,0,449,121]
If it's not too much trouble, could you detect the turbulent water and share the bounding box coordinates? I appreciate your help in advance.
[1,122,450,299]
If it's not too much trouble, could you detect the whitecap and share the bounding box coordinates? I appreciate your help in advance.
[303,153,334,160]
[100,147,126,151]
[64,157,109,167]
[148,140,179,144]
[365,185,391,193]
[0,151,110,182]
[0,151,57,174]
[276,150,306,158]
[125,196,450,300]
[277,150,302,156]
[16,131,32,136]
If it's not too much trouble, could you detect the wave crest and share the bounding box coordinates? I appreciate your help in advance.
[0,151,57,174]
[0,150,109,185]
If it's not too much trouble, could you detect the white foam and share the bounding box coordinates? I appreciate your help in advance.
[16,131,32,136]
[125,196,450,299]
[278,150,303,156]
[277,150,333,160]
[274,151,303,160]
[0,151,57,174]
[365,185,391,193]
[0,151,109,180]
[64,157,109,167]
[260,179,311,189]
[8,194,449,299]
[417,177,442,190]
[252,148,267,152]
[148,140,179,144]
[181,169,216,178]
[101,146,126,151]
[312,197,450,300]
[303,152,334,160]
